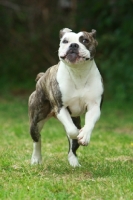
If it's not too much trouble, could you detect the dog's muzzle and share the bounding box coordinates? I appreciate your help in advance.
[61,43,80,63]
[60,43,89,63]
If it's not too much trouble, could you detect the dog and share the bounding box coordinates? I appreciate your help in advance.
[28,28,104,167]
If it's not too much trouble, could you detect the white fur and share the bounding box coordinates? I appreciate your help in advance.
[31,138,42,164]
[68,151,81,167]
[57,31,103,145]
[57,107,79,139]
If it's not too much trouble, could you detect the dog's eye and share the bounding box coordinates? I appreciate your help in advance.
[62,39,68,44]
[83,39,89,44]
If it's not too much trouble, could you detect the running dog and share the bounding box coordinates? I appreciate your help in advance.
[28,28,104,167]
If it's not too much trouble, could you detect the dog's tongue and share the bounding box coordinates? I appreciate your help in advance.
[67,53,78,63]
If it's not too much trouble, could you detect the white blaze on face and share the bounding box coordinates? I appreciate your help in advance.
[58,32,90,62]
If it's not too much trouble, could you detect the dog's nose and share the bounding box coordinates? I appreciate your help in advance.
[70,43,79,49]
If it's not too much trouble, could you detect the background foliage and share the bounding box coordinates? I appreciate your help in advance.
[0,0,133,100]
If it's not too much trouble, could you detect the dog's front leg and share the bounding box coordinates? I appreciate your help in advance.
[77,103,101,146]
[57,107,79,139]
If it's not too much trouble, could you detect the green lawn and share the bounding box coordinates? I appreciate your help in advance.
[0,96,133,200]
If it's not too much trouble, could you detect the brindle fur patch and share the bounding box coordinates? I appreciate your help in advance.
[29,64,63,142]
[79,31,98,60]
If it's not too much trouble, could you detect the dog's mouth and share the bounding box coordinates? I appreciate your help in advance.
[60,51,89,63]
[60,52,78,63]
[67,52,80,63]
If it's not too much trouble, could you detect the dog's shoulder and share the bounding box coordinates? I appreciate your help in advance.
[48,63,59,76]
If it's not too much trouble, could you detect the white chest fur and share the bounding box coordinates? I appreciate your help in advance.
[57,60,103,117]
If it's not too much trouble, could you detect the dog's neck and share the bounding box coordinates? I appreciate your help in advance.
[61,59,95,77]
[59,59,97,89]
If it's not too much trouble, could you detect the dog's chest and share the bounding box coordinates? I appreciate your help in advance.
[62,87,88,116]
[57,62,100,116]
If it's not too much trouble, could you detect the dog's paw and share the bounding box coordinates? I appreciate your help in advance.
[77,128,90,146]
[31,155,42,165]
[78,137,89,146]
[68,152,81,167]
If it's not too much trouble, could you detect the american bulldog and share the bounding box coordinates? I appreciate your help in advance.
[28,28,104,167]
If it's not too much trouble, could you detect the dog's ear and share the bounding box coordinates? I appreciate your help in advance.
[90,29,98,46]
[90,29,96,38]
[59,28,72,39]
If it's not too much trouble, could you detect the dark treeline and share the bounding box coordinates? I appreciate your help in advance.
[0,0,133,100]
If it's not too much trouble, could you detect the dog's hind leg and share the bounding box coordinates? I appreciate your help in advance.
[29,91,51,164]
[30,120,45,164]
[68,117,81,167]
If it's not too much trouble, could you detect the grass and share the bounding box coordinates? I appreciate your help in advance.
[0,96,133,200]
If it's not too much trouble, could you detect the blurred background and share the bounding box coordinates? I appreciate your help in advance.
[0,0,133,101]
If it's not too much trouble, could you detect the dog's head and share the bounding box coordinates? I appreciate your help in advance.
[58,28,98,65]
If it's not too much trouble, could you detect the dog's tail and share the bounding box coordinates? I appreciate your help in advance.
[35,72,45,82]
